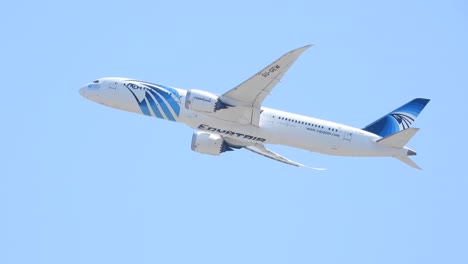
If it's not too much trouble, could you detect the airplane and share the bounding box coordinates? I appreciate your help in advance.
[79,45,430,169]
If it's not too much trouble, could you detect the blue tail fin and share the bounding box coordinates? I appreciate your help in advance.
[363,98,430,137]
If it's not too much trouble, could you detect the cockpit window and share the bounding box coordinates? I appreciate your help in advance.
[93,80,99,83]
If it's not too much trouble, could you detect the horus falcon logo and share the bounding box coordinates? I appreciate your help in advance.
[125,81,181,121]
[390,112,415,130]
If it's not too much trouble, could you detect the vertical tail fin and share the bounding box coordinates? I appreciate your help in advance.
[363,98,430,137]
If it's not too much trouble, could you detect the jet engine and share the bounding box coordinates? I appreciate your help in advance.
[185,89,230,113]
[191,131,234,155]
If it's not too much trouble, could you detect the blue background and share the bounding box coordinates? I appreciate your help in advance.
[1,1,467,263]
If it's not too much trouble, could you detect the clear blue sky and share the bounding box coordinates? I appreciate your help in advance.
[1,1,467,263]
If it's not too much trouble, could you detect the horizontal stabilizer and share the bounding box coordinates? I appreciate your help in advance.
[377,128,422,169]
[395,156,422,170]
[376,127,419,148]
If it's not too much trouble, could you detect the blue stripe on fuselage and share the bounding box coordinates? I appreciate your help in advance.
[145,92,164,119]
[148,89,175,121]
[126,86,151,116]
[143,83,180,116]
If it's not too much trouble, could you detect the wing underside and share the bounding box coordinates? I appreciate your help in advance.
[224,138,324,169]
[244,144,305,167]
[246,144,326,170]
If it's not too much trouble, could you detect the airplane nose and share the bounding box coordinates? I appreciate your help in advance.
[79,86,86,97]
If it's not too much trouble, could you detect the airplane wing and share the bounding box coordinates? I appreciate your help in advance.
[220,45,312,126]
[244,144,306,167]
[245,144,326,170]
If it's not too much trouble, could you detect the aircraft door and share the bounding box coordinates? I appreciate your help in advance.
[109,81,117,90]
[343,131,352,141]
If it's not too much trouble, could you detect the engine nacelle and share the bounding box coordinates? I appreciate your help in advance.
[185,89,230,113]
[191,131,233,156]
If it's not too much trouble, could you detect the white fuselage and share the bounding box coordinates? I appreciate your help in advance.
[79,78,411,159]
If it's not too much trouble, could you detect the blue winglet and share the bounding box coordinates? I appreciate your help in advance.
[363,98,430,137]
